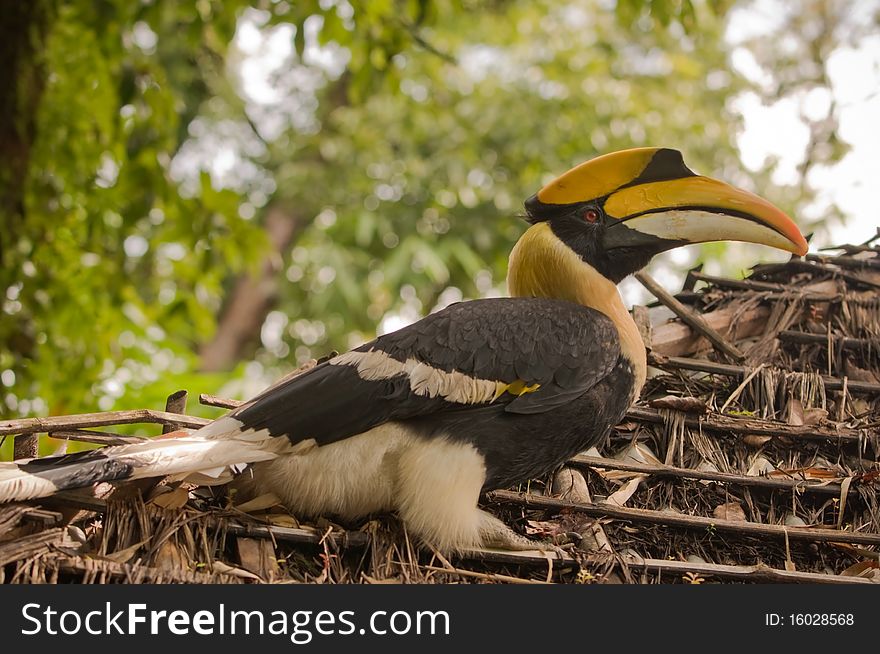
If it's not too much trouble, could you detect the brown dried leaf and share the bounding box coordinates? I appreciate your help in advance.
[783,513,807,527]
[233,493,283,514]
[787,398,805,426]
[840,560,879,578]
[102,538,149,564]
[614,442,662,466]
[212,561,263,582]
[802,408,828,426]
[155,539,189,572]
[236,537,278,582]
[845,359,880,384]
[149,486,190,510]
[649,395,709,414]
[258,513,301,528]
[552,467,591,503]
[713,502,746,522]
[743,435,773,448]
[746,456,776,477]
[606,475,645,507]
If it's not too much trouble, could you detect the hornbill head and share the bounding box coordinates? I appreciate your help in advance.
[523,147,808,283]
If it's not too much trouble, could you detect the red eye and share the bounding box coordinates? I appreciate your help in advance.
[583,209,599,223]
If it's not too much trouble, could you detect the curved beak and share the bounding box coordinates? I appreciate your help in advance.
[602,176,808,256]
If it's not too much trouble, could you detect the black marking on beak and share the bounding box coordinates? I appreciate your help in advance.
[617,148,697,190]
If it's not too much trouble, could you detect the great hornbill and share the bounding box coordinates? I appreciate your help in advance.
[0,148,807,552]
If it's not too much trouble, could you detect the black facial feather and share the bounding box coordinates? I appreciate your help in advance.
[526,200,665,283]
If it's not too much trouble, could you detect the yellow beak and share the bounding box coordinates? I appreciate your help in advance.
[603,175,808,256]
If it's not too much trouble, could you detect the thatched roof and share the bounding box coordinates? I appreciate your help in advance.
[2,238,879,584]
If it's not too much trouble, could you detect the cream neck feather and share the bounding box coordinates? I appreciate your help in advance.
[506,222,647,397]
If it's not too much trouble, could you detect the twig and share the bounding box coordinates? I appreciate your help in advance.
[13,433,39,460]
[778,330,880,351]
[648,354,880,395]
[624,556,874,584]
[687,271,788,293]
[569,454,856,496]
[459,546,577,568]
[163,391,188,434]
[0,528,65,567]
[786,259,880,290]
[636,271,745,361]
[200,394,244,410]
[420,564,551,584]
[626,405,864,443]
[806,253,880,271]
[0,409,209,437]
[52,556,242,584]
[487,490,880,546]
[219,518,370,549]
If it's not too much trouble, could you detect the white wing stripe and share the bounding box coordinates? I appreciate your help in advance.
[330,350,504,405]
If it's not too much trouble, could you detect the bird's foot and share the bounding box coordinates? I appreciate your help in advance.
[477,511,568,554]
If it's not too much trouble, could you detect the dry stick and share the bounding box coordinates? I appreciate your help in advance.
[12,435,38,460]
[0,528,66,567]
[625,406,864,444]
[649,278,869,358]
[624,556,874,585]
[690,270,880,301]
[219,519,371,549]
[420,564,551,584]
[200,394,244,410]
[52,557,241,584]
[687,271,788,293]
[162,390,188,434]
[787,259,880,290]
[487,490,880,546]
[862,227,880,246]
[0,409,209,437]
[445,550,871,584]
[821,243,880,254]
[806,253,880,271]
[569,454,855,496]
[635,271,745,362]
[651,304,770,357]
[17,506,64,527]
[649,354,880,395]
[778,330,880,350]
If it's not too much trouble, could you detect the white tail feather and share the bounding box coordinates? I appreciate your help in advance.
[0,423,287,503]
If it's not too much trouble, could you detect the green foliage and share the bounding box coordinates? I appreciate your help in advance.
[1,0,264,428]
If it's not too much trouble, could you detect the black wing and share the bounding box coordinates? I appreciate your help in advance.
[230,297,621,446]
